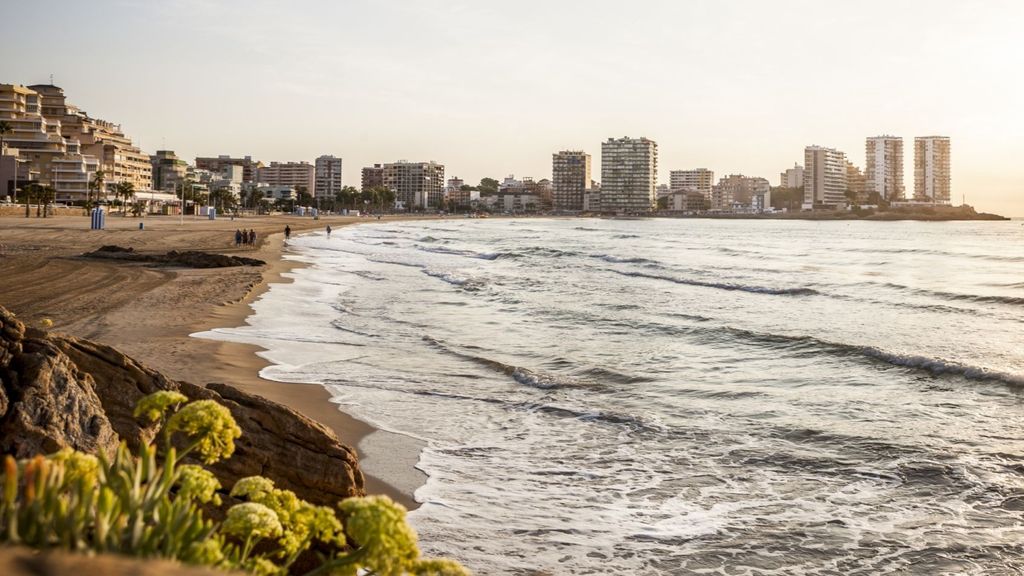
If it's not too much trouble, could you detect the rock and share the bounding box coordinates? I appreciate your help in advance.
[81,246,265,268]
[0,305,365,507]
[0,545,236,576]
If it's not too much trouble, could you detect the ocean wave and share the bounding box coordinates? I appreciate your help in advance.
[591,254,660,265]
[844,246,1024,263]
[606,269,819,296]
[497,246,583,259]
[421,269,485,290]
[878,282,1024,306]
[415,245,501,260]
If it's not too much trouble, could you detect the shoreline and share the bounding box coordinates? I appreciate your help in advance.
[0,214,426,509]
[192,228,427,509]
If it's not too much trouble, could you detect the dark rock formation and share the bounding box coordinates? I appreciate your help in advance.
[0,306,364,507]
[82,246,265,268]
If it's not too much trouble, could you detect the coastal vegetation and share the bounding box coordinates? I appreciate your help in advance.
[0,392,466,576]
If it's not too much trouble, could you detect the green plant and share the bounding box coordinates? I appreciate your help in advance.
[0,392,468,576]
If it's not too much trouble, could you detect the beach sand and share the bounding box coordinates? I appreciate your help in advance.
[0,212,425,508]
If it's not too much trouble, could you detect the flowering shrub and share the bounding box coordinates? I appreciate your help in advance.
[0,392,468,575]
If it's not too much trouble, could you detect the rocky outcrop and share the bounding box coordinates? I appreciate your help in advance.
[0,306,364,507]
[82,246,265,268]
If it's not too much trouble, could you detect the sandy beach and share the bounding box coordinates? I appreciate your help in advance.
[0,211,424,508]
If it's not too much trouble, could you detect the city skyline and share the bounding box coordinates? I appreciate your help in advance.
[3,0,1022,214]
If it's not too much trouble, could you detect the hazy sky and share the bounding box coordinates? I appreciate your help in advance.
[4,0,1023,214]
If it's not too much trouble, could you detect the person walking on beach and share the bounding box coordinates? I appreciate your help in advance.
[285,225,291,240]
[326,224,332,238]
[234,229,242,247]
[248,229,256,247]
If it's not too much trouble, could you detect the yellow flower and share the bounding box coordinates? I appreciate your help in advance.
[185,538,225,566]
[230,476,275,501]
[339,495,419,574]
[412,558,472,576]
[176,464,222,505]
[48,448,99,485]
[133,391,189,423]
[222,502,283,540]
[165,400,241,464]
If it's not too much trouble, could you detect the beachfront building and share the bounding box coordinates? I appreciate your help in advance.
[496,175,548,212]
[383,161,445,210]
[258,161,315,194]
[846,161,871,204]
[664,189,707,212]
[151,150,190,191]
[314,155,343,199]
[779,164,804,188]
[865,136,904,201]
[803,146,848,209]
[361,164,384,192]
[669,168,714,204]
[551,150,591,211]
[914,136,951,204]
[28,84,152,192]
[195,155,261,184]
[600,137,658,213]
[711,175,771,212]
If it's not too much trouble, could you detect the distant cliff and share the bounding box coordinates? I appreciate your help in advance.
[0,305,365,509]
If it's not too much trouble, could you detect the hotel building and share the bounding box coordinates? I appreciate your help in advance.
[669,168,714,203]
[600,137,658,213]
[914,136,951,204]
[196,155,261,184]
[361,164,384,192]
[314,155,343,199]
[865,136,904,201]
[383,161,445,210]
[803,146,848,208]
[551,150,591,211]
[258,161,315,193]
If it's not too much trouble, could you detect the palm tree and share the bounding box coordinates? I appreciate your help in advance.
[40,185,55,218]
[115,181,135,215]
[22,182,40,218]
[87,170,106,211]
[0,120,11,155]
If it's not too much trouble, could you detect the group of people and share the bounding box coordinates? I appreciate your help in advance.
[234,228,257,247]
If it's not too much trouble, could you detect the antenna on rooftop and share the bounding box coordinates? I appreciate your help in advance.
[49,74,54,85]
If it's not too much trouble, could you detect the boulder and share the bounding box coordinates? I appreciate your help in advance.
[0,305,365,507]
[81,246,265,268]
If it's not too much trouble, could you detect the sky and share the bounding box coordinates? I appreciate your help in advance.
[3,0,1023,215]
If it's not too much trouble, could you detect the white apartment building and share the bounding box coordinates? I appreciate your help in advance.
[779,164,804,188]
[669,168,714,203]
[551,150,591,211]
[258,161,315,193]
[914,136,951,204]
[865,136,904,201]
[383,161,445,210]
[803,146,848,208]
[314,155,343,199]
[600,137,657,213]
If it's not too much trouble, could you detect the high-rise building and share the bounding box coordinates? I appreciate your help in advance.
[361,164,384,192]
[803,146,848,208]
[779,164,804,188]
[195,155,261,184]
[0,83,100,202]
[28,84,152,192]
[383,161,445,210]
[314,155,343,199]
[865,136,904,201]
[600,137,657,213]
[258,161,315,193]
[150,150,190,191]
[669,169,714,203]
[914,136,951,204]
[551,150,591,211]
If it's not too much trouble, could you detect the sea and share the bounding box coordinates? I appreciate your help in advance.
[198,217,1024,575]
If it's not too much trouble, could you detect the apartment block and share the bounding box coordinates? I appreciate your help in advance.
[865,136,904,201]
[551,150,591,211]
[195,155,261,184]
[669,168,714,203]
[803,146,848,208]
[779,164,804,188]
[361,164,384,192]
[151,150,190,191]
[314,155,343,199]
[258,161,315,193]
[846,161,870,204]
[28,84,152,192]
[711,175,771,212]
[383,161,445,210]
[664,190,707,212]
[914,136,951,204]
[600,137,657,213]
